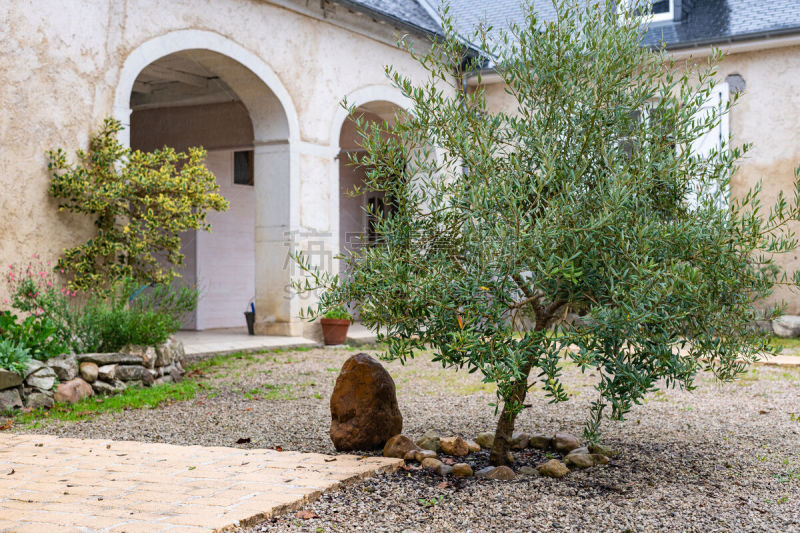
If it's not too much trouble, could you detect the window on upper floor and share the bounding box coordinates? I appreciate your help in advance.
[619,0,674,23]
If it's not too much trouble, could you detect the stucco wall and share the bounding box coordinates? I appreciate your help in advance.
[196,150,256,330]
[705,45,800,313]
[0,0,428,328]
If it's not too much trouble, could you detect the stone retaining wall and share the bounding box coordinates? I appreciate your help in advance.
[0,337,186,412]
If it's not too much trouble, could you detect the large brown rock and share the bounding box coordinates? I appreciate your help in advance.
[330,353,402,451]
[54,378,94,404]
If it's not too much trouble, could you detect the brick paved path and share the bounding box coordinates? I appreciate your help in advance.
[0,434,402,532]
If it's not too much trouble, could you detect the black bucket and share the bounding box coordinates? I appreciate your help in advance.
[244,311,255,335]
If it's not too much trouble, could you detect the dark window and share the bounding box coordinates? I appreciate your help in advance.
[234,150,254,186]
[652,0,670,14]
[366,196,385,243]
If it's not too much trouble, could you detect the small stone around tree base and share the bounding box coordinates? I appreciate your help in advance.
[528,434,552,449]
[565,453,610,469]
[384,434,419,459]
[538,459,569,478]
[567,446,589,456]
[452,463,473,477]
[465,439,481,453]
[421,457,443,470]
[552,432,582,454]
[440,436,469,456]
[481,466,516,480]
[435,463,453,476]
[510,432,530,449]
[475,432,494,449]
[589,443,618,458]
[416,430,441,452]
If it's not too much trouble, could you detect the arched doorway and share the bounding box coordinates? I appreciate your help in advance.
[337,100,406,272]
[114,32,301,335]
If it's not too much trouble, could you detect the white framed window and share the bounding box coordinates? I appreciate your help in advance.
[619,0,674,23]
[688,82,730,209]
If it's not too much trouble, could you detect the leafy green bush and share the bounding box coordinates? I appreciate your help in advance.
[0,311,67,361]
[322,305,352,321]
[70,279,197,353]
[4,260,196,354]
[48,118,228,293]
[0,338,32,375]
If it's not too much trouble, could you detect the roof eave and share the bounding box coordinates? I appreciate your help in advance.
[653,25,800,52]
[328,0,443,42]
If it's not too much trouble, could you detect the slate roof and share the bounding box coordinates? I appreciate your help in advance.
[643,0,800,49]
[330,0,441,35]
[336,0,800,50]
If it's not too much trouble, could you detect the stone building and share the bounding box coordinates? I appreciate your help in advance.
[1,0,799,339]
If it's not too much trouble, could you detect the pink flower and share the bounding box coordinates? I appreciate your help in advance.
[46,281,53,287]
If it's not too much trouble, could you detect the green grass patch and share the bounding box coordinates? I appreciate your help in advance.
[14,380,199,427]
[769,336,800,352]
[242,383,294,401]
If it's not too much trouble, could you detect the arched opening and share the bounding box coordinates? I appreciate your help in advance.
[337,101,406,273]
[121,41,298,334]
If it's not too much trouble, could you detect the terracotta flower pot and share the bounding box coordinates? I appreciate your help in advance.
[321,318,351,345]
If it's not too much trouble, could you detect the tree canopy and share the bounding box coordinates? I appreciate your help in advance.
[297,0,800,465]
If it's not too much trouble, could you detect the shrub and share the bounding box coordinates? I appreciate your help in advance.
[70,279,198,353]
[3,261,196,354]
[47,117,229,293]
[4,258,78,354]
[0,311,67,362]
[296,0,799,465]
[322,305,352,321]
[0,339,32,375]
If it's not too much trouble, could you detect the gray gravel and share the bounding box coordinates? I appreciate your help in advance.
[13,346,800,532]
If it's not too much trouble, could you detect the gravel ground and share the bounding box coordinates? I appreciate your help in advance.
[13,345,800,532]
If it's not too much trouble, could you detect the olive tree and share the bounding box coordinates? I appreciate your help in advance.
[296,0,800,465]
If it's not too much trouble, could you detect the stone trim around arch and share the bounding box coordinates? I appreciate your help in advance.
[112,29,300,147]
[328,84,412,150]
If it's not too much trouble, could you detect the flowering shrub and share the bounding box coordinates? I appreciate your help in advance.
[2,257,198,355]
[1,258,70,360]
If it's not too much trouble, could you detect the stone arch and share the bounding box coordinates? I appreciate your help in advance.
[114,30,303,336]
[114,30,299,145]
[330,85,412,273]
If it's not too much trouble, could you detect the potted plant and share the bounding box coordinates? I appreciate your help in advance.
[320,305,352,345]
